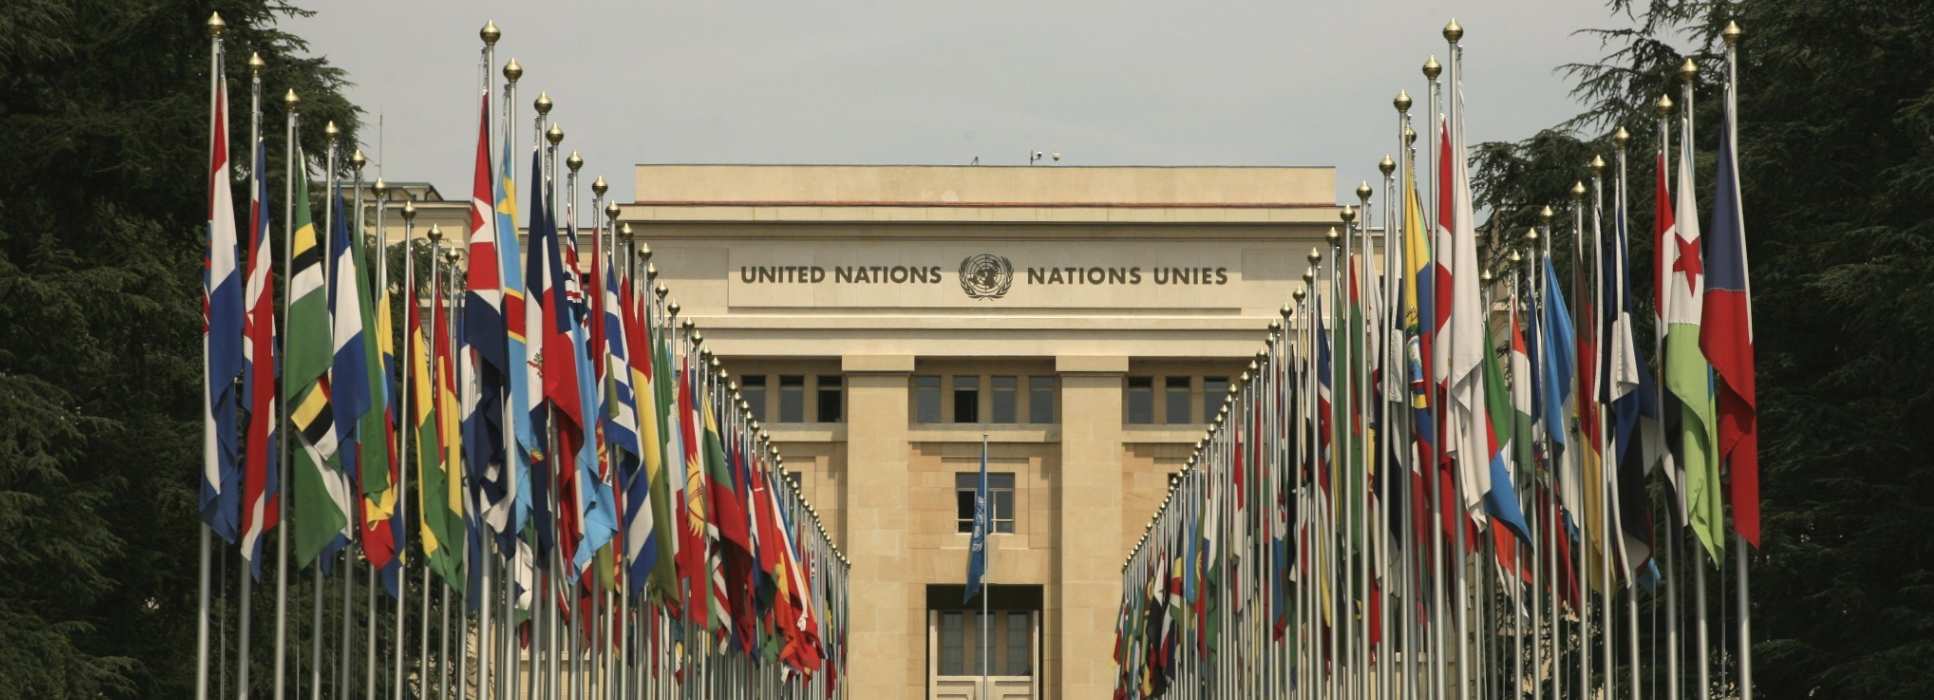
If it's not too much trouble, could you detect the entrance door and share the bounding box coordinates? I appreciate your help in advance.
[928,609,1038,700]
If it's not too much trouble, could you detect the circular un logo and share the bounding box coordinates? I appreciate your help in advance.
[958,253,1013,300]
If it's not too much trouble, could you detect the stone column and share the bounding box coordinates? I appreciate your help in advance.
[841,354,917,698]
[1054,355,1126,698]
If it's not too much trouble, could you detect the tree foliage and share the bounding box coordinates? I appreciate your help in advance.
[1472,1,1934,697]
[0,1,357,695]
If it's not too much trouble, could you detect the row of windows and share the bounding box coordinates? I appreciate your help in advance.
[740,374,843,424]
[1124,375,1228,425]
[913,375,1057,425]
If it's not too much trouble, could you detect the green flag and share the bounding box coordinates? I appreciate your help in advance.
[1666,130,1723,563]
[285,155,349,568]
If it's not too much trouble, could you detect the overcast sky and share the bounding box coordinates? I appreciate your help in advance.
[292,0,1621,205]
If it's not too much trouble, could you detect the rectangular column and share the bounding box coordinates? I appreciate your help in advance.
[841,354,917,698]
[1054,355,1126,698]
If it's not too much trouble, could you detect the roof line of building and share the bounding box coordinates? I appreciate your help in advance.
[622,199,1337,209]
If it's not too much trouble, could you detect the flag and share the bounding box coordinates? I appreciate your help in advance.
[286,156,349,569]
[1479,316,1530,542]
[1537,252,1578,527]
[491,134,535,552]
[324,187,375,570]
[347,186,393,577]
[627,274,678,601]
[362,187,403,595]
[461,92,511,570]
[1401,163,1436,465]
[201,61,244,541]
[433,277,468,586]
[239,136,279,578]
[409,285,452,578]
[1652,146,1684,509]
[1703,83,1759,547]
[1666,115,1723,563]
[606,253,654,596]
[1605,165,1657,579]
[675,355,712,626]
[524,147,563,563]
[964,439,990,604]
[1443,103,1492,522]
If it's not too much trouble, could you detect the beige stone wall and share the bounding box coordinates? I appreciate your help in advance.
[615,164,1342,699]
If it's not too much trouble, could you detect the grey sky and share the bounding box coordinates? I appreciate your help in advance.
[293,0,1620,206]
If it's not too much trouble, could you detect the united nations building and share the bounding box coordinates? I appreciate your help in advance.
[611,164,1340,698]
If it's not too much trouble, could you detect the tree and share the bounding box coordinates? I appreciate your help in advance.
[0,1,358,695]
[1473,1,1934,697]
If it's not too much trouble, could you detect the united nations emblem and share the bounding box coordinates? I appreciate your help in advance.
[958,253,1013,300]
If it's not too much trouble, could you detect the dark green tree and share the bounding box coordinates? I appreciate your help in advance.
[1472,1,1934,698]
[0,1,357,695]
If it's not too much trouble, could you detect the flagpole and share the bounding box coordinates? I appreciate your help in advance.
[1590,152,1616,700]
[1537,205,1560,700]
[228,43,263,700]
[1614,125,1643,700]
[1722,21,1755,700]
[1676,57,1713,700]
[422,224,447,700]
[1420,52,1447,700]
[1654,93,1679,700]
[439,257,457,700]
[197,15,228,700]
[312,121,339,700]
[499,55,524,700]
[394,200,419,700]
[367,174,386,700]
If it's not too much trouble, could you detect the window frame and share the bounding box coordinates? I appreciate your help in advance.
[955,471,1017,535]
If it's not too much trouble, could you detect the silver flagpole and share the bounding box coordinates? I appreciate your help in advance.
[314,121,338,700]
[1510,247,1526,700]
[1444,20,1472,700]
[477,22,501,699]
[368,174,388,700]
[1680,58,1711,700]
[501,55,524,700]
[345,146,367,700]
[423,224,446,700]
[1422,51,1447,700]
[564,147,584,700]
[1540,208,1560,700]
[395,200,419,700]
[1378,153,1396,700]
[1657,94,1680,700]
[1568,178,1589,700]
[1724,21,1755,700]
[198,15,224,700]
[1615,127,1643,700]
[237,45,263,700]
[1592,152,1614,700]
[981,433,990,700]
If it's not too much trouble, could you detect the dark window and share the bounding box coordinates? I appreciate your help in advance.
[778,375,804,423]
[1005,611,1032,674]
[953,375,980,424]
[1164,376,1192,424]
[815,375,843,422]
[940,611,966,675]
[990,376,1017,423]
[955,472,1016,534]
[915,375,942,423]
[1203,376,1229,423]
[740,375,767,422]
[1028,376,1055,424]
[1126,376,1155,424]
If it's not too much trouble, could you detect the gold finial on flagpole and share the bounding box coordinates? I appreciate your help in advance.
[1722,21,1742,46]
[534,91,553,116]
[1480,267,1494,283]
[565,151,582,173]
[1525,226,1539,244]
[1589,155,1606,174]
[656,284,669,301]
[1308,246,1323,265]
[504,59,523,84]
[591,176,608,198]
[1679,58,1698,83]
[1443,19,1463,43]
[605,202,620,223]
[207,12,226,37]
[1339,206,1355,225]
[1293,286,1307,302]
[1570,181,1587,199]
[1356,181,1374,200]
[1325,227,1341,247]
[1614,127,1630,147]
[427,223,442,244]
[481,20,501,46]
[546,124,564,146]
[1394,90,1412,113]
[1657,94,1675,115]
[373,178,388,198]
[249,52,265,75]
[1423,55,1442,81]
[1509,249,1523,264]
[1379,154,1396,176]
[351,149,366,171]
[1405,127,1417,145]
[1539,205,1554,223]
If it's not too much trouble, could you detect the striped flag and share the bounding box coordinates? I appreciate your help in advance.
[239,136,279,577]
[491,132,534,551]
[460,91,511,563]
[1703,76,1759,547]
[286,154,350,569]
[201,58,244,542]
[325,187,375,569]
[1666,110,1723,563]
